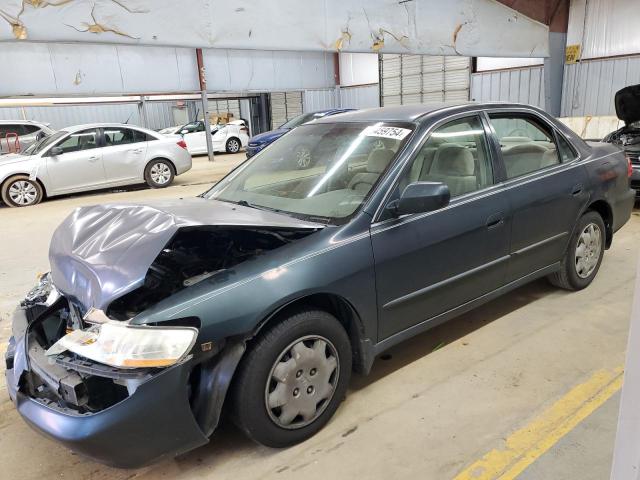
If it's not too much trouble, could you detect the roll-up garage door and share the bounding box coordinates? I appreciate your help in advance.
[270,91,303,129]
[207,99,241,119]
[380,54,470,106]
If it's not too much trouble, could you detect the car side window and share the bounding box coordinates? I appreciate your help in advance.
[399,115,494,198]
[56,129,99,154]
[556,133,578,162]
[488,114,561,179]
[22,125,41,134]
[103,127,142,146]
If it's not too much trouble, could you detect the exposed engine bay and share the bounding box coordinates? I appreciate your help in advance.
[107,226,315,320]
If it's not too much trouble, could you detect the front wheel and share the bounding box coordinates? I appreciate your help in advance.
[144,159,174,188]
[231,309,351,447]
[1,175,44,207]
[548,211,605,290]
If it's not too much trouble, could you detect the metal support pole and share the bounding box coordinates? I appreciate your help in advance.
[138,96,148,128]
[196,48,214,162]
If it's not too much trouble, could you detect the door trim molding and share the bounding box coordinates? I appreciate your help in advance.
[374,262,561,353]
[383,255,511,310]
[512,231,569,256]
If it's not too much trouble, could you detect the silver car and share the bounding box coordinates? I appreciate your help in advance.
[0,123,192,207]
[0,120,55,154]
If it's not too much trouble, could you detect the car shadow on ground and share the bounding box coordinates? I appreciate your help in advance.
[170,278,558,468]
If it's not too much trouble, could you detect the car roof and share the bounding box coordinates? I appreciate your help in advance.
[60,123,149,133]
[313,102,546,124]
[0,119,48,125]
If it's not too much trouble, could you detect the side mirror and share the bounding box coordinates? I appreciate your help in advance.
[387,181,450,216]
[49,146,63,156]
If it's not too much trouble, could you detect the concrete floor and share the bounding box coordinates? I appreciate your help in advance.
[0,154,637,479]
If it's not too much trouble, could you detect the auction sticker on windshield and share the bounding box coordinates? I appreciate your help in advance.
[364,125,412,140]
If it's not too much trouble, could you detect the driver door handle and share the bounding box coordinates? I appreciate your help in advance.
[88,155,100,162]
[486,212,505,229]
[128,148,143,153]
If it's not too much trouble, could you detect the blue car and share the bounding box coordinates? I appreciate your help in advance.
[246,109,354,163]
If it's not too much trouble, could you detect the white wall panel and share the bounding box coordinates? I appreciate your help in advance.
[567,0,640,59]
[339,53,379,86]
[470,66,544,108]
[561,56,640,117]
[0,42,335,96]
[476,57,544,71]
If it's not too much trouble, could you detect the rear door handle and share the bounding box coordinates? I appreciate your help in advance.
[571,183,583,195]
[88,156,99,162]
[128,148,143,153]
[486,212,504,229]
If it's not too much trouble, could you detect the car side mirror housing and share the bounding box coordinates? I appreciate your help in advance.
[49,146,63,156]
[387,181,451,216]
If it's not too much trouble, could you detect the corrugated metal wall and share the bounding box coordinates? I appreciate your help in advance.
[303,85,380,112]
[561,55,640,117]
[470,66,545,108]
[0,103,141,130]
[340,84,379,109]
[303,89,337,112]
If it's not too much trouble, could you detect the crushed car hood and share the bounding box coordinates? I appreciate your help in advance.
[615,84,640,125]
[49,197,323,312]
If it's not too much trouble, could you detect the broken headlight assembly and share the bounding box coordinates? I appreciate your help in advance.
[22,272,60,307]
[46,319,198,369]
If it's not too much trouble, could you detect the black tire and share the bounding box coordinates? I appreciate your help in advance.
[231,309,351,447]
[226,137,241,153]
[144,159,174,188]
[548,210,606,290]
[1,174,44,207]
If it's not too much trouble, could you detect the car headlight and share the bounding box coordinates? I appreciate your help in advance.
[23,272,59,307]
[46,321,198,369]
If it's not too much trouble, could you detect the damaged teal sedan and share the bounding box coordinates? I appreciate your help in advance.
[5,104,634,467]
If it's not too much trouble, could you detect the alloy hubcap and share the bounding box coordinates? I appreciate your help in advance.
[575,222,602,278]
[8,180,37,205]
[150,163,171,184]
[228,139,240,152]
[265,335,339,429]
[295,147,312,168]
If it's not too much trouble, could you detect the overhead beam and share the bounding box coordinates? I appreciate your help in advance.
[0,0,548,57]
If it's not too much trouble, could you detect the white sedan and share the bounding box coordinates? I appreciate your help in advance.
[166,120,249,155]
[0,123,192,207]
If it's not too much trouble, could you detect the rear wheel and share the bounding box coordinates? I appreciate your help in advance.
[226,137,241,153]
[144,159,174,188]
[548,211,605,290]
[232,309,351,447]
[1,175,43,207]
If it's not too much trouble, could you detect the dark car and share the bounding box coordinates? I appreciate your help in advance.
[603,84,640,196]
[245,108,353,162]
[5,103,634,468]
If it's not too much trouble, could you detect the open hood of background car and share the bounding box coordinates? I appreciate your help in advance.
[615,84,640,125]
[49,198,322,312]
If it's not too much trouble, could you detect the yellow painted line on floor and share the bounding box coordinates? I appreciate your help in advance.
[453,366,624,480]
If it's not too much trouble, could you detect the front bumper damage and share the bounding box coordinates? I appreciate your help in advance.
[5,305,245,468]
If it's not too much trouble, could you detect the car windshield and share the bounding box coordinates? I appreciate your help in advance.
[23,131,66,155]
[280,112,325,129]
[204,122,413,223]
